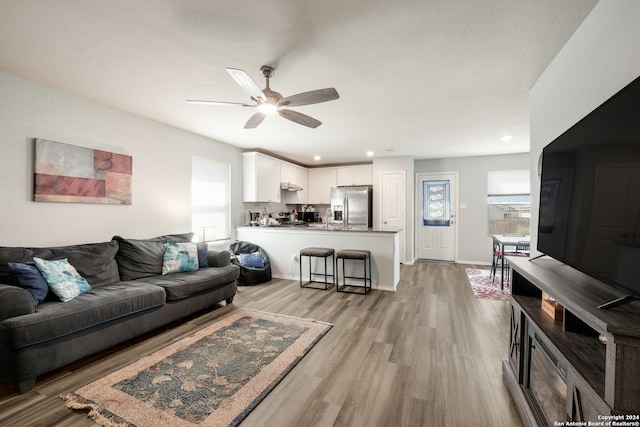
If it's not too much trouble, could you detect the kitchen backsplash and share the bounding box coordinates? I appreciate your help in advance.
[243,202,330,224]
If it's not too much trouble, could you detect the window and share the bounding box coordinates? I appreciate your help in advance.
[423,180,451,226]
[487,170,531,235]
[191,155,231,242]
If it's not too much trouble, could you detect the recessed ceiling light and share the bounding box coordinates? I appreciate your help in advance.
[313,155,321,161]
[366,151,375,157]
[501,135,514,141]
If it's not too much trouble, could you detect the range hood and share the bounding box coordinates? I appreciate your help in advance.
[280,182,303,191]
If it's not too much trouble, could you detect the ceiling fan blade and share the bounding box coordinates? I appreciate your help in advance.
[244,112,267,129]
[278,109,322,128]
[186,99,256,107]
[226,68,266,102]
[278,88,339,107]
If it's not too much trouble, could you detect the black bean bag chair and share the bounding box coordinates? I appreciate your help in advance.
[228,240,272,286]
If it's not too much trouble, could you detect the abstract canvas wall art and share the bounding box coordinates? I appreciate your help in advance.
[34,138,132,205]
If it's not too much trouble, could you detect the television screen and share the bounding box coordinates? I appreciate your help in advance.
[538,76,640,309]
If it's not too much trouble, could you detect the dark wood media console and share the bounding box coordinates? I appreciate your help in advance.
[503,256,640,426]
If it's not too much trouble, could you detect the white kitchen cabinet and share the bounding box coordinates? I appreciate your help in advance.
[336,165,372,186]
[321,168,337,202]
[280,161,296,185]
[307,167,337,204]
[295,166,308,204]
[242,152,281,202]
[307,169,323,204]
[281,164,308,204]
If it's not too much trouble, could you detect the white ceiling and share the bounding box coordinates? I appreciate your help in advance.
[0,0,598,166]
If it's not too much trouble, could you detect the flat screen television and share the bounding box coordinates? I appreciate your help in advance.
[538,75,640,310]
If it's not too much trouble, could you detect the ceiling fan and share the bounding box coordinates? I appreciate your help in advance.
[187,65,339,129]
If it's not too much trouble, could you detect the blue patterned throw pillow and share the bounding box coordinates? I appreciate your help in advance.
[7,261,50,305]
[32,257,91,302]
[162,242,199,275]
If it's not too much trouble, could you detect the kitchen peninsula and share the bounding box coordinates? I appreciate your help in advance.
[236,226,400,291]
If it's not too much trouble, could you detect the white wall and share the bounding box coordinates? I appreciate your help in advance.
[372,156,414,263]
[529,0,640,254]
[415,153,530,264]
[0,71,244,247]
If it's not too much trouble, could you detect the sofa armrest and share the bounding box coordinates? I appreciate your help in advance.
[0,284,36,321]
[207,249,231,267]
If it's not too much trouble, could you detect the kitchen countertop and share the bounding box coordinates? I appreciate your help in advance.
[238,225,400,234]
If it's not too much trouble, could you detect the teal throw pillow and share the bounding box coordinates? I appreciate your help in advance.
[7,261,50,305]
[33,257,91,302]
[162,242,199,275]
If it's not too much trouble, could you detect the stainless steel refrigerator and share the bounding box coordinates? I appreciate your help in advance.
[330,186,373,229]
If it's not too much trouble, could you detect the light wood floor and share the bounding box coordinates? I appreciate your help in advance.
[0,262,523,427]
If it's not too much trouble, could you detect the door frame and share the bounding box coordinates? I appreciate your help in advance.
[415,171,459,262]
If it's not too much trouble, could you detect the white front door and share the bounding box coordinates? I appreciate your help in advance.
[381,171,406,262]
[416,172,457,261]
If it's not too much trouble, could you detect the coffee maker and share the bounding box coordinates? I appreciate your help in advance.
[249,211,261,226]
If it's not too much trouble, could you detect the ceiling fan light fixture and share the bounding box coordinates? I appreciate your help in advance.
[192,66,339,129]
[257,103,278,115]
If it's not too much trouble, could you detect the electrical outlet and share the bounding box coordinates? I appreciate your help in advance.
[292,254,299,263]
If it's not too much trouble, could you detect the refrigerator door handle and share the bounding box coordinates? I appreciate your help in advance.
[344,196,348,229]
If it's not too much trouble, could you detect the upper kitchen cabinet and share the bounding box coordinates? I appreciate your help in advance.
[280,161,296,185]
[295,166,308,204]
[281,162,308,205]
[242,152,281,202]
[307,168,336,204]
[336,165,372,186]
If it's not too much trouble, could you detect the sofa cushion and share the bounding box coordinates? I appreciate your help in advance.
[33,257,92,302]
[162,242,199,275]
[134,265,239,301]
[0,282,166,349]
[6,261,49,305]
[113,233,194,281]
[48,241,120,287]
[0,247,54,283]
[0,241,120,288]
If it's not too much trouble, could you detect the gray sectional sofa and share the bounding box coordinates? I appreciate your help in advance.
[0,232,239,394]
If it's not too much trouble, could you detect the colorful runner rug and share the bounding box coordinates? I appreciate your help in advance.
[465,268,510,301]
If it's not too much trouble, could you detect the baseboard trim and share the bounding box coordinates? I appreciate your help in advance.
[456,260,492,266]
[271,274,395,292]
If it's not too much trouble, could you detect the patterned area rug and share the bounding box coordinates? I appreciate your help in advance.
[465,268,510,301]
[62,309,332,427]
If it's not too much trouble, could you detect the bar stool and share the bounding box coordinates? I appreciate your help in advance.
[336,249,371,295]
[299,247,335,290]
